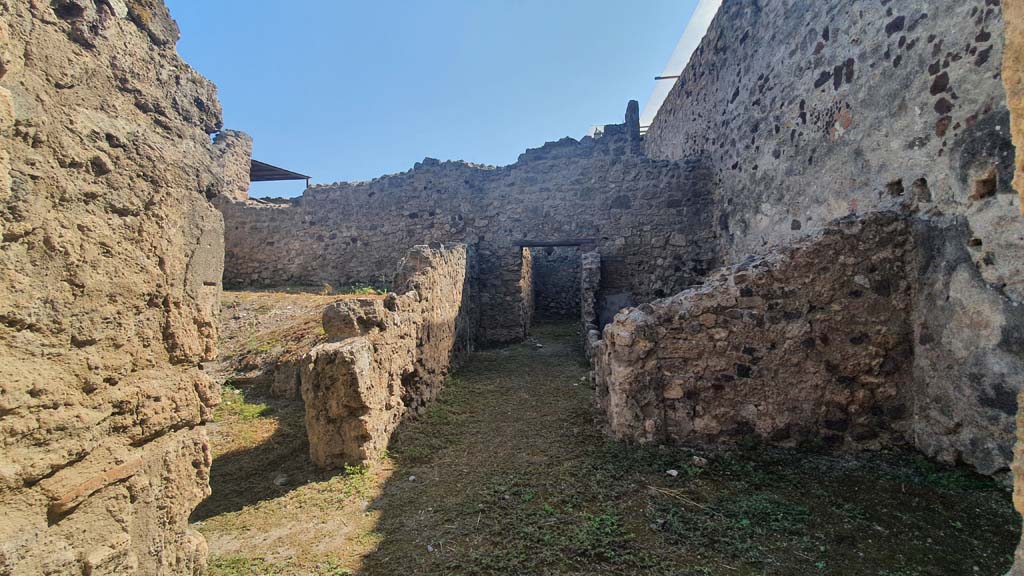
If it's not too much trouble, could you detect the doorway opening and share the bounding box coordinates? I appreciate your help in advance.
[516,239,597,338]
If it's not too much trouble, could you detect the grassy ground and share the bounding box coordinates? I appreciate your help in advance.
[213,290,387,385]
[194,322,1018,576]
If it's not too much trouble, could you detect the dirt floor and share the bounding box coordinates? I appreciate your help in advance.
[193,316,1019,576]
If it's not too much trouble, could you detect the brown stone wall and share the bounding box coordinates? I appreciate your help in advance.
[1004,0,1024,571]
[595,212,913,449]
[219,110,718,343]
[1008,0,1024,216]
[519,247,534,335]
[644,0,1023,476]
[300,244,475,468]
[0,1,226,573]
[213,129,252,202]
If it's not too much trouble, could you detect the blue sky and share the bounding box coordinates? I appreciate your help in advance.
[167,0,698,197]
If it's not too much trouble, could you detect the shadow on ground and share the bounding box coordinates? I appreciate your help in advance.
[196,322,1018,576]
[190,376,327,521]
[357,322,1018,576]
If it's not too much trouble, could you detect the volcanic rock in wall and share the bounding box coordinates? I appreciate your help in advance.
[642,0,1024,478]
[0,1,226,573]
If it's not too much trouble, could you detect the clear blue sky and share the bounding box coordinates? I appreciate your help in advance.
[167,0,697,197]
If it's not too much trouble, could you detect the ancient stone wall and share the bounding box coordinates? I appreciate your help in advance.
[646,0,1016,260]
[213,129,252,203]
[644,0,1023,476]
[300,244,475,468]
[0,1,226,573]
[1007,0,1024,217]
[518,247,534,337]
[595,212,913,449]
[219,111,718,343]
[1003,0,1024,571]
[532,246,582,321]
[580,251,601,358]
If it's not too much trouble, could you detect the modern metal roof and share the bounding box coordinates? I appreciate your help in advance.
[249,159,310,182]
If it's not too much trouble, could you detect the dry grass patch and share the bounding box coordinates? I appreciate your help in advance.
[195,321,1017,576]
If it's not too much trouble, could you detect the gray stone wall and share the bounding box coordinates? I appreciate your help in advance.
[595,212,913,450]
[519,248,534,338]
[646,0,1017,262]
[532,246,582,321]
[219,107,718,343]
[644,0,1023,475]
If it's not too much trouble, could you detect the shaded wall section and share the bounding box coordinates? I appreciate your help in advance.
[532,246,581,321]
[580,251,602,358]
[0,1,227,573]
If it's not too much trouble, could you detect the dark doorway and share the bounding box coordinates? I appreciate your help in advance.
[530,245,581,322]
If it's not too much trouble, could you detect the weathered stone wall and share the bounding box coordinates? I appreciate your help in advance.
[532,246,582,321]
[647,0,1016,260]
[300,244,476,468]
[1003,0,1024,571]
[595,212,913,449]
[1007,0,1024,217]
[580,251,602,358]
[0,1,226,573]
[643,0,1023,475]
[517,247,534,340]
[213,129,252,203]
[219,109,718,343]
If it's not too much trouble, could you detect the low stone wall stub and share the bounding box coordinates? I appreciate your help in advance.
[595,212,914,450]
[301,337,390,466]
[299,244,475,468]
